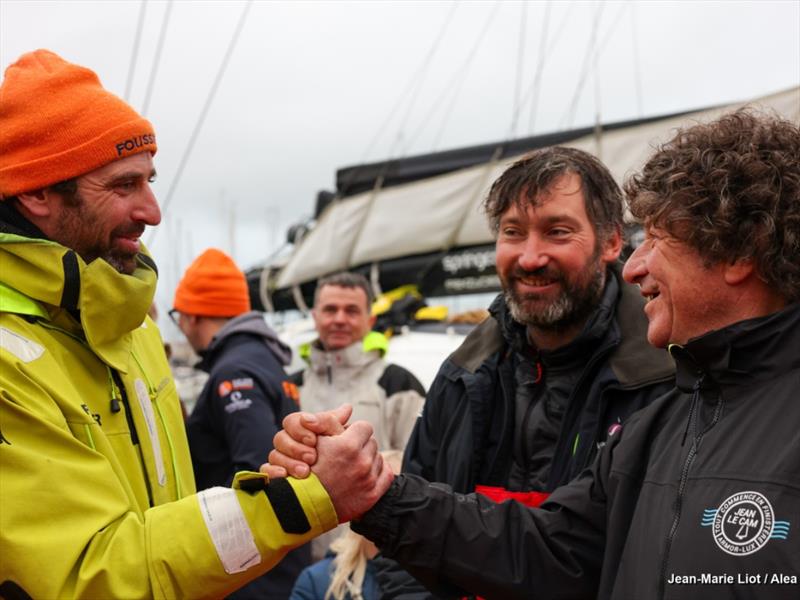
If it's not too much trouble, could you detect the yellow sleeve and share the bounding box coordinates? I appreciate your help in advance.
[146,473,337,599]
[0,356,337,599]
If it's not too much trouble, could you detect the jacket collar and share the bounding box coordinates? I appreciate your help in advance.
[197,311,292,371]
[452,263,673,386]
[308,338,382,373]
[669,302,800,394]
[0,208,157,373]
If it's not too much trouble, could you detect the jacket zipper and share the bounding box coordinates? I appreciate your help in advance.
[112,370,154,506]
[658,377,724,600]
[550,340,615,480]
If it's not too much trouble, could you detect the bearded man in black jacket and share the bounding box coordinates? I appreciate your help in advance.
[268,110,800,600]
[275,146,676,598]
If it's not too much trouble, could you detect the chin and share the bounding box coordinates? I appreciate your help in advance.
[646,330,670,349]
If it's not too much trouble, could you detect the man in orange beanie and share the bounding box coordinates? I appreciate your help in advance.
[0,50,392,599]
[172,248,311,600]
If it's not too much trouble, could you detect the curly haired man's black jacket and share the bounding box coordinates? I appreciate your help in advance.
[357,303,800,600]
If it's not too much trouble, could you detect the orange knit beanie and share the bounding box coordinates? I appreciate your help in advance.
[0,49,157,198]
[174,249,251,317]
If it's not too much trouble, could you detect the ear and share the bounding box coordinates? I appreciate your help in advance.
[368,313,377,329]
[724,257,755,285]
[600,227,623,263]
[15,189,55,219]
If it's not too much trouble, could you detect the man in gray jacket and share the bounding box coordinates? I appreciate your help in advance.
[293,271,426,559]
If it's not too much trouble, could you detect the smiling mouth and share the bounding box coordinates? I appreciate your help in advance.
[517,276,558,287]
[643,291,660,303]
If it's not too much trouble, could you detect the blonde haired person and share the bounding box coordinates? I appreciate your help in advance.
[290,452,403,600]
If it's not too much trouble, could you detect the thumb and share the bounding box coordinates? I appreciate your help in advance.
[332,403,353,426]
[301,404,351,435]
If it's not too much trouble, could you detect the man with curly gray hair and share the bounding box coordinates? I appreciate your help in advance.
[271,109,800,600]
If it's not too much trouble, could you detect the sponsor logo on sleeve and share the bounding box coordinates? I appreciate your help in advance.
[282,380,300,404]
[218,377,254,398]
[224,390,253,414]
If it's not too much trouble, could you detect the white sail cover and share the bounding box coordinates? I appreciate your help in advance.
[277,87,800,289]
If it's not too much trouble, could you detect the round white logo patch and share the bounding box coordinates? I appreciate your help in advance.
[712,491,774,556]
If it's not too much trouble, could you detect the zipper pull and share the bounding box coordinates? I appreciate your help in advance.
[533,360,543,384]
[107,367,121,413]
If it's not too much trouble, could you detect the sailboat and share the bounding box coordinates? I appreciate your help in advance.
[244,86,799,384]
[249,86,799,312]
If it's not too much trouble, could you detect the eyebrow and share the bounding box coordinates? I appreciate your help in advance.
[540,214,582,227]
[499,213,582,227]
[106,169,157,184]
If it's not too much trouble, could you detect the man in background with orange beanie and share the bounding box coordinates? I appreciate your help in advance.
[173,247,311,599]
[0,50,392,599]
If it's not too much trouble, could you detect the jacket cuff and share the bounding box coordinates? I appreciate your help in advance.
[233,471,338,535]
[351,475,406,549]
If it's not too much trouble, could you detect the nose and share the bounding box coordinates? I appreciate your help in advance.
[133,183,161,226]
[622,242,648,284]
[517,235,549,271]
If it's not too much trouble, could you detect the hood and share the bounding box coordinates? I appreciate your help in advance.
[205,310,292,366]
[0,204,157,373]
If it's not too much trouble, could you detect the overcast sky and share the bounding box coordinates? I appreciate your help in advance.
[2,0,799,317]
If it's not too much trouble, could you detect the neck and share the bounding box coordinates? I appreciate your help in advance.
[527,320,586,351]
[198,317,229,351]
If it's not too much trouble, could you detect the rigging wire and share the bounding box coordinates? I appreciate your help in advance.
[558,2,631,130]
[393,2,459,156]
[147,0,253,247]
[141,0,173,117]
[509,1,528,137]
[124,0,148,102]
[513,0,572,137]
[404,1,502,153]
[527,0,552,135]
[353,2,458,168]
[598,1,632,55]
[630,2,644,116]
[560,2,607,129]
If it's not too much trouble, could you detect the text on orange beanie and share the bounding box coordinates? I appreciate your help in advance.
[0,49,157,198]
[173,249,251,317]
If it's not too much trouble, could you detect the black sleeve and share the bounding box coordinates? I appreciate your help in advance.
[208,369,283,485]
[372,554,442,600]
[353,444,613,600]
[378,364,426,397]
[289,369,305,387]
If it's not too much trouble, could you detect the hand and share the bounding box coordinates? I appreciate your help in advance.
[311,420,394,522]
[264,404,352,478]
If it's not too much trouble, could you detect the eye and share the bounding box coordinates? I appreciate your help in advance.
[548,227,571,237]
[148,174,157,184]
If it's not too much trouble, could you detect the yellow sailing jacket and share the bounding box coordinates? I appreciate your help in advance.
[0,233,337,599]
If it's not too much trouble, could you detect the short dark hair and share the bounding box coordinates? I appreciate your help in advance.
[483,146,624,242]
[625,109,800,302]
[2,177,78,207]
[314,271,374,308]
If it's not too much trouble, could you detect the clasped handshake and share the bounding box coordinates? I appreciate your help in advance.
[260,404,393,523]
